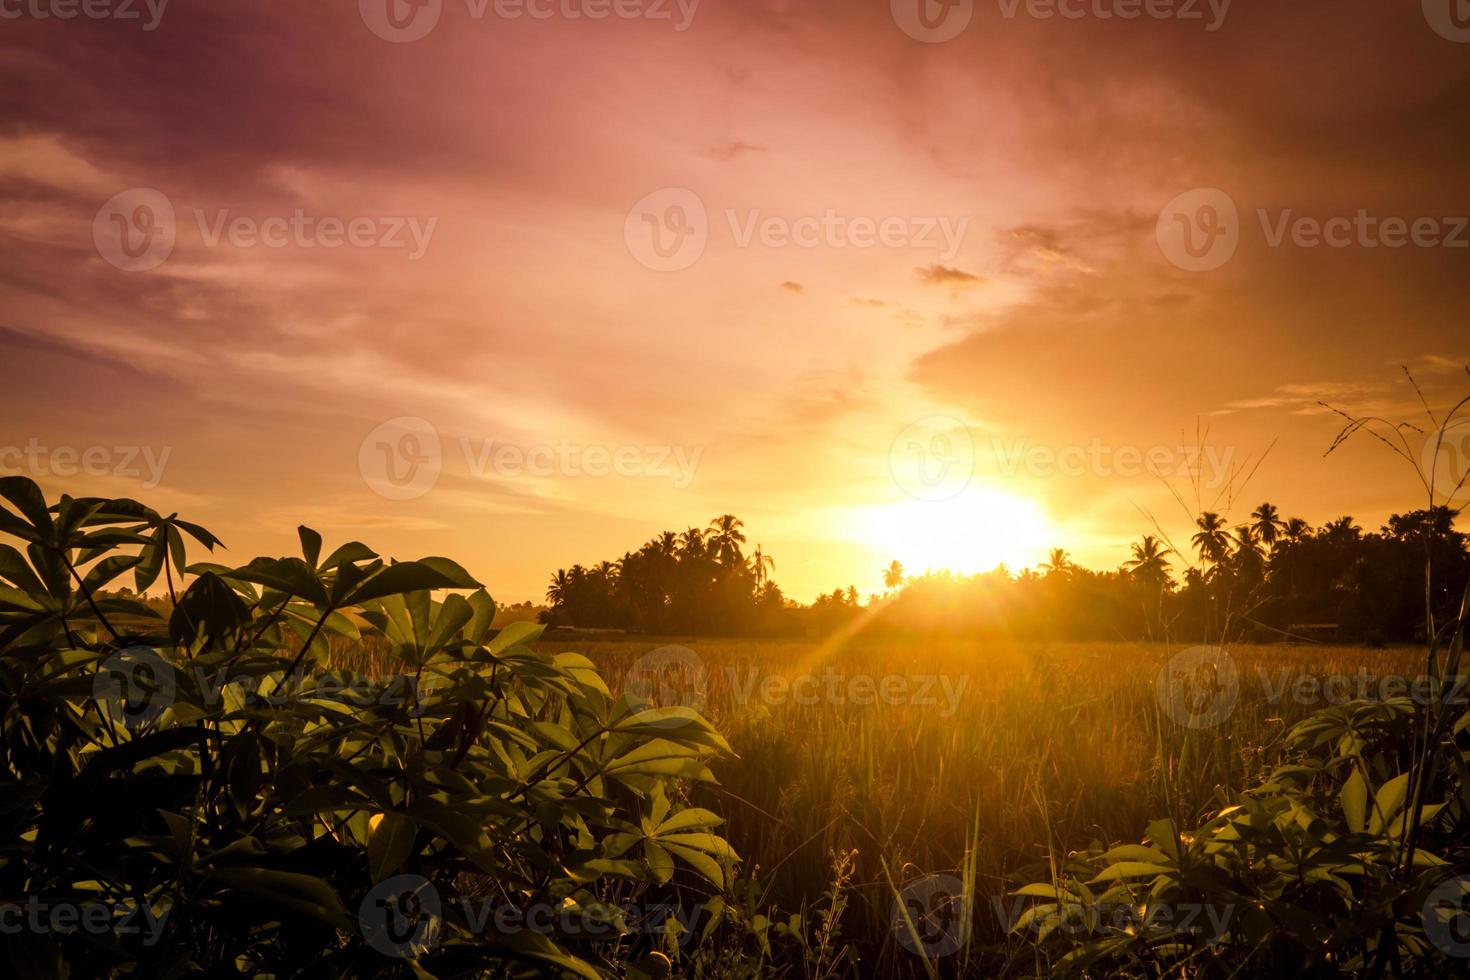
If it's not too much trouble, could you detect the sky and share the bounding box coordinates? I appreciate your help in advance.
[2,0,1469,603]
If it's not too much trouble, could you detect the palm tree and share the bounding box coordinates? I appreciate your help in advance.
[1322,516,1362,546]
[749,544,775,588]
[883,560,905,592]
[707,514,747,564]
[845,585,860,607]
[1122,535,1173,586]
[1192,512,1232,566]
[1250,502,1287,549]
[1233,524,1265,578]
[654,531,679,558]
[1039,548,1072,577]
[678,527,705,559]
[545,568,572,607]
[1283,517,1311,543]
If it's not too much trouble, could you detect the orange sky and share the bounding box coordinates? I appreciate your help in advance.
[2,2,1469,602]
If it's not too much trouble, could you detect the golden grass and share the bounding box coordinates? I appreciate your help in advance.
[328,630,1430,968]
[538,637,1429,956]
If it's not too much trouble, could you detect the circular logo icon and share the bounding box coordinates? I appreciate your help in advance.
[93,188,176,272]
[1420,417,1470,504]
[889,416,974,502]
[624,188,708,272]
[1423,875,1470,957]
[360,874,443,959]
[623,645,708,724]
[891,0,974,43]
[360,417,442,501]
[1156,188,1239,272]
[359,0,442,42]
[1155,645,1239,729]
[891,873,970,959]
[1424,0,1470,42]
[93,645,176,729]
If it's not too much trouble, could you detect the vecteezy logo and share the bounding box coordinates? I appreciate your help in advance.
[360,874,443,959]
[623,645,708,724]
[359,0,442,42]
[889,416,974,502]
[890,0,974,43]
[1423,875,1470,957]
[1155,645,1239,729]
[624,188,708,272]
[1420,417,1470,504]
[891,874,970,959]
[93,189,176,272]
[1156,188,1239,272]
[1424,0,1470,42]
[93,645,176,730]
[359,417,442,501]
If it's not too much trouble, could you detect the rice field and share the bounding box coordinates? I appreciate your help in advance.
[327,630,1434,974]
[537,636,1432,972]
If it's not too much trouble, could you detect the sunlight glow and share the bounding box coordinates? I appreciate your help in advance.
[858,489,1054,576]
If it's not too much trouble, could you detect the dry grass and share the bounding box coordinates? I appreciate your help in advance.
[539,637,1429,958]
[329,630,1430,971]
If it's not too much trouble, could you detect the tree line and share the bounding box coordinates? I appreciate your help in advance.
[541,515,787,635]
[866,504,1469,645]
[543,504,1468,644]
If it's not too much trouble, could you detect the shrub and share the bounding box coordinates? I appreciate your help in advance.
[0,477,739,978]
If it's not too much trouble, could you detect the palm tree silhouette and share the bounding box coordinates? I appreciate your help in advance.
[546,568,571,607]
[1322,516,1362,545]
[1233,524,1264,578]
[749,544,775,588]
[1250,502,1287,549]
[1039,548,1072,577]
[1122,535,1173,586]
[1192,512,1232,566]
[1283,517,1311,543]
[883,560,905,592]
[678,527,706,560]
[707,514,747,564]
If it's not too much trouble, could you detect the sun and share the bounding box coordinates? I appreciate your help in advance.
[857,488,1054,577]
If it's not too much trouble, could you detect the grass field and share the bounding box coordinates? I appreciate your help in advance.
[525,636,1432,971]
[323,629,1438,973]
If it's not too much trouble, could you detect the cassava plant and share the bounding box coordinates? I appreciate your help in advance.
[0,476,742,978]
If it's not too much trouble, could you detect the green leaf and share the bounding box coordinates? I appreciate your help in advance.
[320,541,377,570]
[487,620,544,654]
[1368,772,1410,835]
[1099,844,1170,865]
[1341,768,1368,834]
[344,559,481,606]
[0,544,45,595]
[223,557,329,607]
[135,527,167,593]
[1087,862,1175,884]
[662,838,737,889]
[81,554,143,595]
[1145,819,1180,861]
[206,868,351,929]
[464,589,496,646]
[298,526,323,568]
[425,594,474,655]
[0,476,53,534]
[495,928,604,980]
[368,813,418,883]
